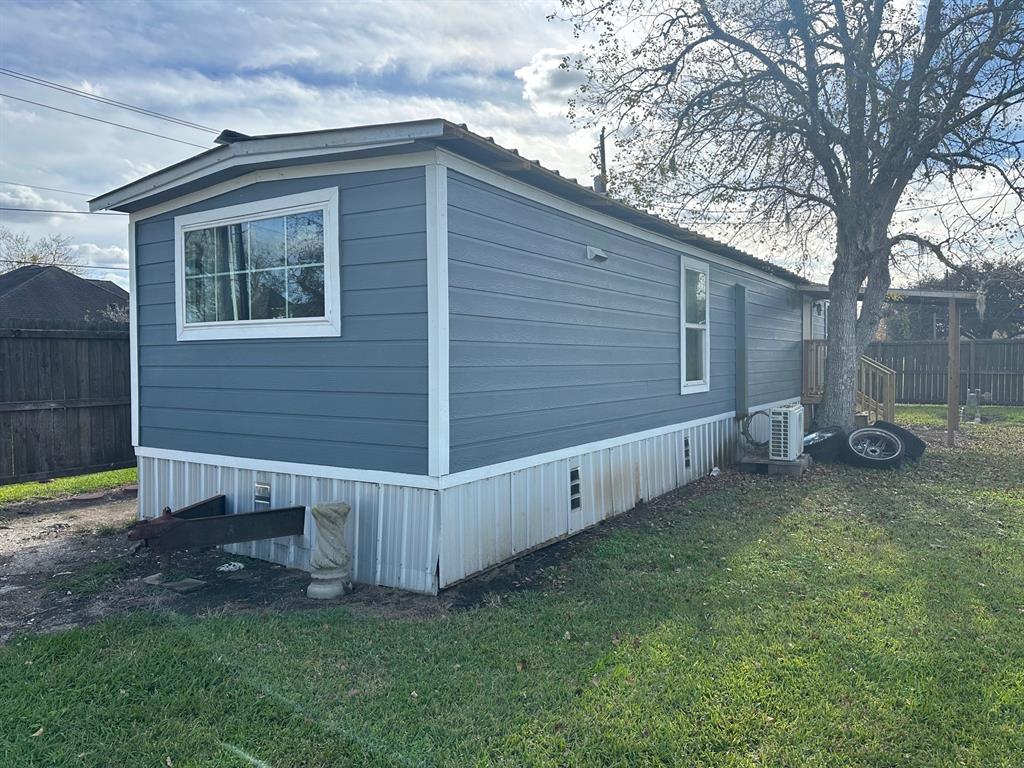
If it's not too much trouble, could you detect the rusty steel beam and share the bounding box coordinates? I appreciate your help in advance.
[129,496,305,555]
[172,494,226,520]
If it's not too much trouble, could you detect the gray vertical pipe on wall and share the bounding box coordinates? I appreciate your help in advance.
[734,284,748,416]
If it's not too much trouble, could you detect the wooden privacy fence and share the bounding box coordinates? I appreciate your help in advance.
[866,339,1024,405]
[0,318,134,485]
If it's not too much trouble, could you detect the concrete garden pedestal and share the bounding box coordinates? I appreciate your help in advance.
[306,502,353,599]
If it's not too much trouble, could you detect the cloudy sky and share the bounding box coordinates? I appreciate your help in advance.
[2,0,1015,291]
[0,0,596,289]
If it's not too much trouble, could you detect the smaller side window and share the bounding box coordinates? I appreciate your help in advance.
[681,258,710,393]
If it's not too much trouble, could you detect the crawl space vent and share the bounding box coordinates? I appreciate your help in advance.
[569,466,582,510]
[684,436,691,468]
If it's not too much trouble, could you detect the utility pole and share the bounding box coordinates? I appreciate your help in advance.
[593,127,608,194]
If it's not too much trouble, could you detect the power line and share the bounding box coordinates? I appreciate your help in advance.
[895,192,1019,212]
[683,191,1019,217]
[0,92,209,149]
[0,67,218,134]
[4,260,128,271]
[0,180,91,197]
[0,206,125,216]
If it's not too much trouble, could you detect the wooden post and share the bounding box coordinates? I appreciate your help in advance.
[946,298,960,447]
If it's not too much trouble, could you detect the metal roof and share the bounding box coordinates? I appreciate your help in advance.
[90,118,808,285]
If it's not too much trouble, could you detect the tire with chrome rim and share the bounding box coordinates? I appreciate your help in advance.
[843,427,905,469]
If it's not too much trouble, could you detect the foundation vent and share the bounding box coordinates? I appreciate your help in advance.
[569,466,582,510]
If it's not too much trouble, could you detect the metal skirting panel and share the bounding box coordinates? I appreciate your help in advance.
[137,455,440,594]
[438,412,742,589]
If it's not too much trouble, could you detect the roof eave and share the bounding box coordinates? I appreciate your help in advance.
[89,117,807,286]
[88,118,450,212]
[435,123,809,285]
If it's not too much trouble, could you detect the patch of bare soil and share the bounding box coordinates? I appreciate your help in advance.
[0,491,456,642]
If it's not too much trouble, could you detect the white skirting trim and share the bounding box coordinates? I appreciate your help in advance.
[437,409,748,588]
[136,455,440,594]
[135,398,797,595]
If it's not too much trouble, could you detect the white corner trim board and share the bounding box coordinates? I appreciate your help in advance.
[172,187,342,341]
[425,158,451,476]
[127,213,140,446]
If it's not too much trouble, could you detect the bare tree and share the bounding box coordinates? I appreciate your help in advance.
[0,227,82,275]
[560,0,1024,426]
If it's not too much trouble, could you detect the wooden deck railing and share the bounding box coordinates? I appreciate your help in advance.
[802,340,896,423]
[856,355,897,423]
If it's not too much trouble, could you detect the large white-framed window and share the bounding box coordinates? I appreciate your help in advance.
[173,187,341,341]
[680,257,711,393]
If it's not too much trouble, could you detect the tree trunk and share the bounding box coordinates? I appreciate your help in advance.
[819,271,861,428]
[818,227,892,427]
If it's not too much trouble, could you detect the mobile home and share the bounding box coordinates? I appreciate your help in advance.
[91,119,812,594]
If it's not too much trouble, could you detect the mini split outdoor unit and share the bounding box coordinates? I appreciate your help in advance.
[769,404,805,461]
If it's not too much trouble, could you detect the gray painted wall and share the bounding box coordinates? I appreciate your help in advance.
[447,171,802,472]
[135,167,429,474]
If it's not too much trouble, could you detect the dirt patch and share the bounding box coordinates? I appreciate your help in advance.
[0,490,457,641]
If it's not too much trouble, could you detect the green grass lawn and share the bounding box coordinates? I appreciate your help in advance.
[895,403,1024,426]
[0,466,137,506]
[3,414,1023,767]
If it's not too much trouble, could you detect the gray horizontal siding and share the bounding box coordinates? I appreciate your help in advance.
[135,167,429,474]
[447,171,801,472]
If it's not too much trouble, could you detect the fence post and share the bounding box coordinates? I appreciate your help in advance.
[947,299,960,447]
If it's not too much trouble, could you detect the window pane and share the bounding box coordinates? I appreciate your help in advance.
[185,276,216,322]
[286,211,324,266]
[248,216,287,270]
[214,271,249,321]
[287,265,325,318]
[184,229,216,276]
[249,268,287,320]
[685,268,707,325]
[685,327,705,382]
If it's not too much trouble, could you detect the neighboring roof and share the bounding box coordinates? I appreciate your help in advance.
[87,278,129,302]
[0,265,128,322]
[90,118,808,285]
[800,284,978,302]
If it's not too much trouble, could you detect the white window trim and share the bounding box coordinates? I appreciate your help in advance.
[173,187,341,341]
[680,257,711,394]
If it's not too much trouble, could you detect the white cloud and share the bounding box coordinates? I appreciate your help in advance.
[71,242,128,268]
[516,48,586,118]
[0,185,76,213]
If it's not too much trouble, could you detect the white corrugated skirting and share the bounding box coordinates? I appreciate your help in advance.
[137,405,787,595]
[437,410,741,588]
[136,455,440,594]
